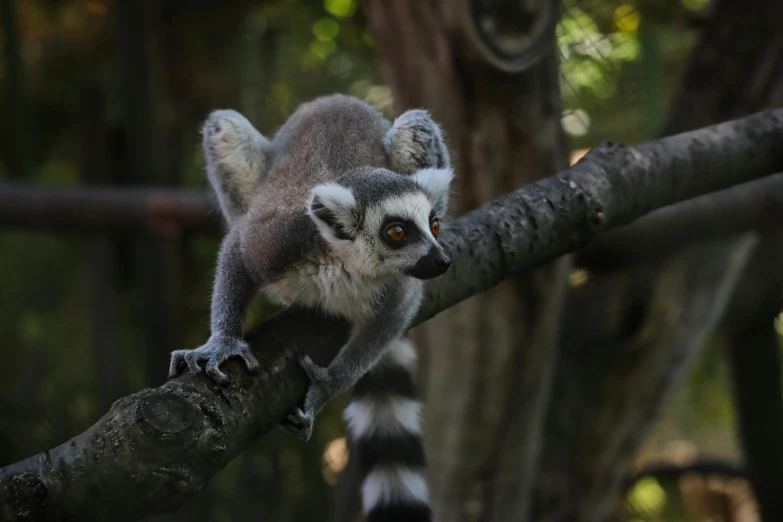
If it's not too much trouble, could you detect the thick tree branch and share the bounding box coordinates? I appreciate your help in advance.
[1,110,783,521]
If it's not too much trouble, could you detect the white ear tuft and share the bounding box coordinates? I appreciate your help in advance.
[310,183,356,211]
[308,183,359,240]
[411,168,454,215]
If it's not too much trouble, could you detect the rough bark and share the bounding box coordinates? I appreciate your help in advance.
[1,111,783,521]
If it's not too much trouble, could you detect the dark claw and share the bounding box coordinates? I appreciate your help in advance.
[281,408,314,440]
[279,354,335,440]
[168,336,259,384]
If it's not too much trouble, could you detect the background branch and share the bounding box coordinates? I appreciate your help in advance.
[627,459,747,486]
[0,185,220,236]
[578,173,783,271]
[1,110,783,521]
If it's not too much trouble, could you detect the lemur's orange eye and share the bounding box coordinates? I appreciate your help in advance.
[386,225,406,241]
[430,219,440,237]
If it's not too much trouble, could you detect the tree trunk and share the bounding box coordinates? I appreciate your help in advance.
[725,235,783,522]
[114,0,184,387]
[664,1,783,519]
[0,0,34,179]
[365,1,571,520]
[535,236,754,522]
[79,85,129,412]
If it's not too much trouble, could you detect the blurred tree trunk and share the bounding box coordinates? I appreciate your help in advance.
[725,236,783,522]
[114,0,184,387]
[0,0,33,179]
[365,1,571,520]
[663,0,783,519]
[79,84,128,412]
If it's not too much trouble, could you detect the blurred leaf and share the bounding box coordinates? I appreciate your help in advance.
[313,17,340,41]
[324,0,357,18]
[628,477,667,515]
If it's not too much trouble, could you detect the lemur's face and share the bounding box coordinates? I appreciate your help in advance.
[308,168,453,279]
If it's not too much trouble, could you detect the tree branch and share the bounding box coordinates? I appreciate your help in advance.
[1,110,783,521]
[578,172,783,270]
[627,459,748,488]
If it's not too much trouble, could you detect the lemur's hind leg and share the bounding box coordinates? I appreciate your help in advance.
[202,110,272,225]
[346,338,430,522]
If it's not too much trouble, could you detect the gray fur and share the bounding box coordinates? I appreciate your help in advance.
[202,110,273,225]
[384,109,450,173]
[169,94,453,441]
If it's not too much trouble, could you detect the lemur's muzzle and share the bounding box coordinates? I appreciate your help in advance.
[406,245,451,280]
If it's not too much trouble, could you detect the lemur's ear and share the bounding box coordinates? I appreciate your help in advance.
[411,167,454,217]
[308,183,360,241]
[202,110,273,226]
[384,109,450,174]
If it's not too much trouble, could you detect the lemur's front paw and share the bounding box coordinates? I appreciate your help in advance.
[280,354,334,441]
[168,335,259,384]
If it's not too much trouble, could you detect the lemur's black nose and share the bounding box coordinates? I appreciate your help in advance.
[405,248,452,280]
[435,256,451,271]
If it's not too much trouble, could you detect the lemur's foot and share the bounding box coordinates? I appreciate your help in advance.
[169,335,259,384]
[281,354,334,440]
[282,408,314,440]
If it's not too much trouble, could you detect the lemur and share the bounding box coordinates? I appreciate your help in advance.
[168,94,453,522]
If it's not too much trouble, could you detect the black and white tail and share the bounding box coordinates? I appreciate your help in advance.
[343,338,430,522]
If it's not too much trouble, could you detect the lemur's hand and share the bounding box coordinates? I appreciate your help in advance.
[281,354,335,440]
[168,334,259,384]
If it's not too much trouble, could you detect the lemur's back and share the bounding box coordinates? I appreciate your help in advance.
[256,95,392,212]
[240,95,394,282]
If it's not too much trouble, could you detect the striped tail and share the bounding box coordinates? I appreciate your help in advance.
[343,338,430,522]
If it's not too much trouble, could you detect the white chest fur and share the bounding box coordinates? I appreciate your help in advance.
[265,260,390,324]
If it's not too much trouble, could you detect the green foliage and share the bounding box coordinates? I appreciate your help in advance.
[324,0,358,18]
[627,477,667,517]
[558,0,701,147]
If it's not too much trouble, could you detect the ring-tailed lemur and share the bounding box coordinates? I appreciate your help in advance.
[168,94,452,522]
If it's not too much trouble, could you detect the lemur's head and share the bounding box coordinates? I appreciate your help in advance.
[307,109,454,280]
[308,167,453,279]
